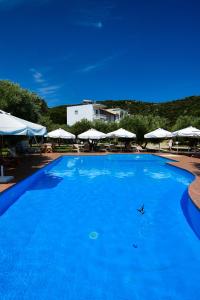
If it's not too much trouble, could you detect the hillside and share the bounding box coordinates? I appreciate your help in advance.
[49,105,67,124]
[49,96,200,126]
[98,96,200,124]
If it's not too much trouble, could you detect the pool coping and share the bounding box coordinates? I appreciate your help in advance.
[156,154,200,210]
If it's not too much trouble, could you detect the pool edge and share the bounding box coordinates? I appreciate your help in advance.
[156,153,200,211]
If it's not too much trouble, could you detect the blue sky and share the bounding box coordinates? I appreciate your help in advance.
[0,0,200,107]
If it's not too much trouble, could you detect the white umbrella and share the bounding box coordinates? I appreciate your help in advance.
[0,110,46,136]
[172,126,200,137]
[78,128,106,140]
[106,128,136,138]
[144,128,172,139]
[46,128,75,139]
[144,128,172,151]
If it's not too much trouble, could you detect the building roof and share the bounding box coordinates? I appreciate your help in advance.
[105,108,127,115]
[67,103,106,109]
[99,108,117,115]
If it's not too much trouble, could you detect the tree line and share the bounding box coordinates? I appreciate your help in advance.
[0,80,200,143]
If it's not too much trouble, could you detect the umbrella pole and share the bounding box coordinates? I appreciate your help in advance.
[34,135,39,146]
[0,135,3,156]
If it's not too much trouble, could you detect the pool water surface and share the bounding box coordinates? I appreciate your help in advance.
[0,154,199,300]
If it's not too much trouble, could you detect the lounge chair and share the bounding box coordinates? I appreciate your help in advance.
[79,143,90,152]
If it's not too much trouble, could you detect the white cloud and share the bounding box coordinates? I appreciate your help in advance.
[96,21,103,28]
[30,68,61,98]
[75,20,103,29]
[73,2,121,29]
[77,55,116,73]
[38,85,61,96]
[30,68,45,84]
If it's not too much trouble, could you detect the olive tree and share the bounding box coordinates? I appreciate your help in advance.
[70,119,92,136]
[172,115,200,131]
[0,80,48,122]
[119,114,168,145]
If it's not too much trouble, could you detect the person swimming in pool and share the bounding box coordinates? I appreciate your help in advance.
[137,204,145,214]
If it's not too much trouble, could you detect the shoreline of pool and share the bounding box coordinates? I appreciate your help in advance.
[157,154,200,210]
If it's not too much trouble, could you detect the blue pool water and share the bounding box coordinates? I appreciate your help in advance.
[0,154,200,300]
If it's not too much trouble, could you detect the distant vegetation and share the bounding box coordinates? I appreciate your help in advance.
[97,97,200,127]
[0,80,200,144]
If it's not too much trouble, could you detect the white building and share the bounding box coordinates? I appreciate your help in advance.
[66,100,128,126]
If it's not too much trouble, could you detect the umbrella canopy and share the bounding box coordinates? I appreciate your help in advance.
[172,126,200,137]
[0,110,46,136]
[106,128,136,138]
[144,128,172,139]
[78,128,106,140]
[46,128,75,139]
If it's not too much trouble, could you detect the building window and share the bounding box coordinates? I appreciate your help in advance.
[95,110,99,115]
[75,110,78,115]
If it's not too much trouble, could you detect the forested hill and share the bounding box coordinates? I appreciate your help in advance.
[49,96,200,126]
[97,96,200,125]
[1,80,199,133]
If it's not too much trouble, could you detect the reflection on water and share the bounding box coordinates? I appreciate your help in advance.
[79,168,111,179]
[176,176,191,186]
[49,156,194,187]
[114,171,135,178]
[66,157,81,168]
[48,170,76,178]
[78,168,135,179]
[67,160,76,168]
[50,168,136,180]
[143,168,192,184]
[49,168,111,179]
[143,169,172,180]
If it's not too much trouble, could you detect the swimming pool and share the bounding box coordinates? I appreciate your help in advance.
[0,154,199,299]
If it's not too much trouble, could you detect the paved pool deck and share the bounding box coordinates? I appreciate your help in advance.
[0,152,200,209]
[158,153,200,209]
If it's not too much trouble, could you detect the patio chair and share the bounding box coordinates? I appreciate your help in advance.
[135,145,146,153]
[0,147,20,167]
[108,144,118,152]
[80,143,90,152]
[97,143,107,152]
[45,143,53,153]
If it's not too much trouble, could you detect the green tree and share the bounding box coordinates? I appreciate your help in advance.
[0,80,48,122]
[38,115,54,131]
[172,115,200,131]
[92,120,118,133]
[49,105,66,124]
[70,119,92,136]
[119,114,168,144]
